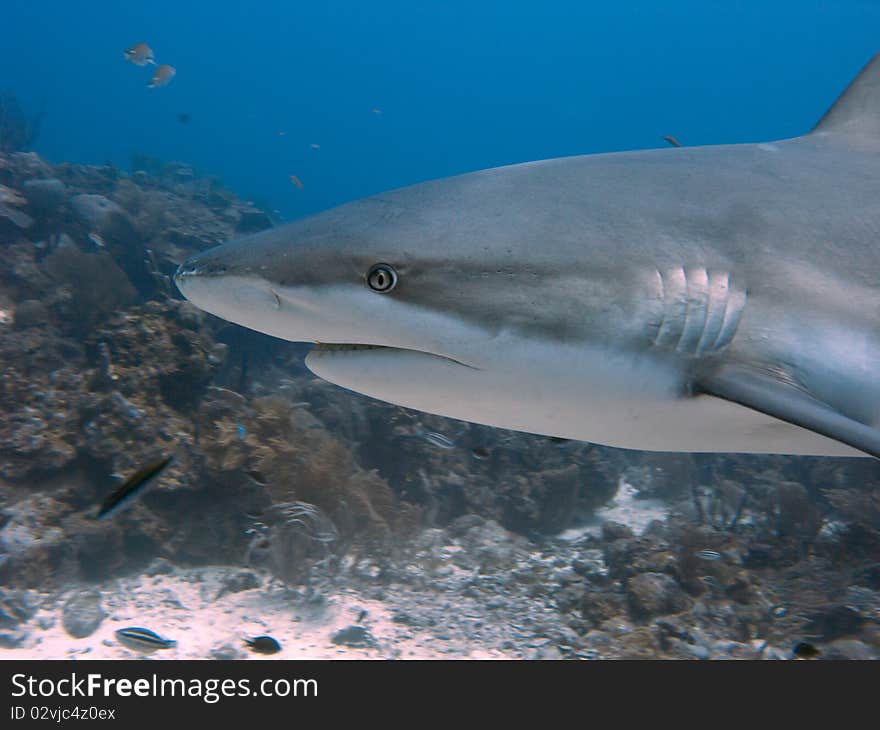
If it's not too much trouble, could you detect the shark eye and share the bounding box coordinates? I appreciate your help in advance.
[366,263,398,292]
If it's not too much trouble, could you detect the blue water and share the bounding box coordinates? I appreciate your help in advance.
[2,1,878,220]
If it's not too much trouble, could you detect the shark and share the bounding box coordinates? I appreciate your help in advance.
[175,52,880,459]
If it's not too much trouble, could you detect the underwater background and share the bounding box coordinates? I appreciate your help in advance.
[0,1,879,659]
[5,0,880,221]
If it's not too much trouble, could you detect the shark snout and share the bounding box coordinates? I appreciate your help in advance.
[174,255,228,283]
[174,257,198,280]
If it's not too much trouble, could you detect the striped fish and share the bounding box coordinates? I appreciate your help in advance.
[416,427,456,450]
[115,627,176,652]
[97,454,174,519]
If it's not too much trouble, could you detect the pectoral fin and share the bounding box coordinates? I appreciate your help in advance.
[695,365,880,459]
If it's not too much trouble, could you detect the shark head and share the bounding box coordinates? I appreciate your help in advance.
[174,167,680,442]
[174,183,537,372]
[173,198,477,360]
[175,52,880,459]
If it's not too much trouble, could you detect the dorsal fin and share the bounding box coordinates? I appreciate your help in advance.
[812,52,880,139]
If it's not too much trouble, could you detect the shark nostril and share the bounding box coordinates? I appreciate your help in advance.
[175,259,199,279]
[174,259,229,280]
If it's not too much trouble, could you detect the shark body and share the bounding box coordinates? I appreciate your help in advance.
[175,53,880,459]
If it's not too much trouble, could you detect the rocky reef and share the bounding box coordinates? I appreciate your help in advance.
[0,149,878,659]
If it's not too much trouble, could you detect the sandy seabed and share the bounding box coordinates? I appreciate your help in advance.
[0,481,668,661]
[0,569,510,661]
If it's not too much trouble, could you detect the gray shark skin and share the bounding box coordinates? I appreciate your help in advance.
[175,53,880,459]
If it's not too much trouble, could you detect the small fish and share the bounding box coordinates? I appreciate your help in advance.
[244,635,281,654]
[371,108,383,115]
[289,175,304,189]
[792,641,820,659]
[177,112,191,124]
[663,135,682,147]
[123,43,156,66]
[147,64,176,88]
[115,627,176,652]
[771,605,788,618]
[695,549,722,562]
[236,424,247,440]
[700,575,720,588]
[356,609,368,624]
[278,131,286,136]
[309,143,321,149]
[97,454,174,519]
[87,232,105,248]
[472,446,490,460]
[417,428,455,449]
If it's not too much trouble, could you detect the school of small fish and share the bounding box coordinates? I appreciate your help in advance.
[113,627,285,655]
[121,42,394,194]
[123,42,176,89]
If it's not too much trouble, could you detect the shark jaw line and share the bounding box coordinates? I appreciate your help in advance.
[311,342,481,371]
[176,272,488,371]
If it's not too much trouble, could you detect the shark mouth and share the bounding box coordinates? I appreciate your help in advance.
[311,343,480,370]
[313,343,387,353]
